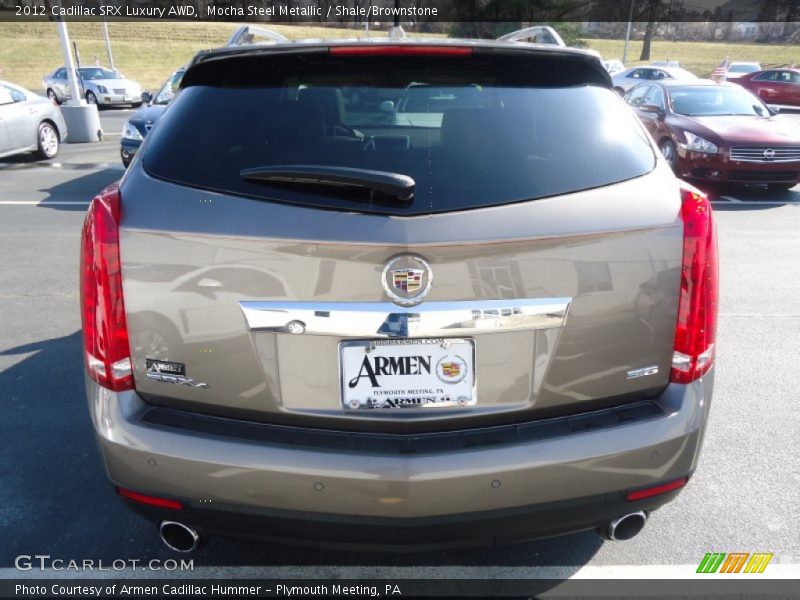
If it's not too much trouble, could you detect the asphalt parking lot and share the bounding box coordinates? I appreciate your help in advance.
[0,108,798,578]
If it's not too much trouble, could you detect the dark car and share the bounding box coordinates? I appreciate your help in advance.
[625,80,800,190]
[120,68,184,167]
[83,38,717,552]
[733,68,800,109]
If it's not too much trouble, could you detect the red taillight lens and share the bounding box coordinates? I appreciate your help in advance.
[626,477,688,502]
[80,183,134,392]
[117,487,183,510]
[670,185,718,384]
[330,45,473,57]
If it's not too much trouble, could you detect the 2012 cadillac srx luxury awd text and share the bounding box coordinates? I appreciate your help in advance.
[81,38,718,552]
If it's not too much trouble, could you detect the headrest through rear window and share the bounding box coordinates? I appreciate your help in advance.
[298,87,346,127]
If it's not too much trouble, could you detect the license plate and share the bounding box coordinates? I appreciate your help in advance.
[340,338,475,410]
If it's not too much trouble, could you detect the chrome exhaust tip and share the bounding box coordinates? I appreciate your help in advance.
[603,511,647,541]
[159,520,200,553]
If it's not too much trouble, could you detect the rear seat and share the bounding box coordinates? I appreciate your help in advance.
[255,99,361,164]
[297,87,354,138]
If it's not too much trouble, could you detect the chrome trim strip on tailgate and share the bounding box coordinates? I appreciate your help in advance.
[240,298,571,338]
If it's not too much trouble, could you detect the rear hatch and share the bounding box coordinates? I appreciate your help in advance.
[120,44,683,433]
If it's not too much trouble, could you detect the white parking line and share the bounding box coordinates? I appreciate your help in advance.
[720,313,800,318]
[711,200,800,206]
[0,201,90,206]
[0,162,124,170]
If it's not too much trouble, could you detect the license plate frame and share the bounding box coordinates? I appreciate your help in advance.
[339,338,476,411]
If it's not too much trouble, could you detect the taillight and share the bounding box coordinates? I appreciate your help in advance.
[330,45,473,57]
[670,185,718,383]
[117,487,183,510]
[626,477,687,502]
[80,183,134,391]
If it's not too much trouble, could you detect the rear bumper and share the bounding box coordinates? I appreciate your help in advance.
[98,94,141,106]
[87,371,713,547]
[124,482,687,550]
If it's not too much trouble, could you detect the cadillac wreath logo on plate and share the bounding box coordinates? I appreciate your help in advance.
[382,255,433,306]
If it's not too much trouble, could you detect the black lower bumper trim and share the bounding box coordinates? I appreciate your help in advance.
[140,400,664,455]
[123,479,688,551]
[728,169,798,182]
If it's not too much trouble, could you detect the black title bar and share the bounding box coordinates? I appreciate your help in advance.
[3,0,800,23]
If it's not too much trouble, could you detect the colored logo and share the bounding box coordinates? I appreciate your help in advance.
[696,552,773,574]
[441,362,461,378]
[381,255,433,307]
[393,269,423,293]
[436,355,468,384]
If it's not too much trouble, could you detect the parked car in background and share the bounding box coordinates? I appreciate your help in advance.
[0,80,66,160]
[602,59,626,75]
[612,66,698,93]
[121,67,185,167]
[83,36,718,552]
[732,68,800,108]
[724,61,761,79]
[43,66,143,108]
[496,24,566,46]
[625,80,800,190]
[651,60,680,68]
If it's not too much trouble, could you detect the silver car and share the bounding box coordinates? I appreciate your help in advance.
[43,66,143,107]
[602,59,626,75]
[82,39,718,552]
[612,66,698,93]
[0,80,67,160]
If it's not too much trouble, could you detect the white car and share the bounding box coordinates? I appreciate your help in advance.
[42,66,143,107]
[611,66,698,93]
[725,62,762,79]
[602,59,626,75]
[0,80,67,160]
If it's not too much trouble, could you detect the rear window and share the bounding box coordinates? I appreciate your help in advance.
[144,52,655,216]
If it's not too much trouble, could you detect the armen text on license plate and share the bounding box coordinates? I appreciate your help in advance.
[340,338,476,410]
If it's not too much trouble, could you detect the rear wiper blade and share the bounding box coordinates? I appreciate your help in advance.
[240,165,415,203]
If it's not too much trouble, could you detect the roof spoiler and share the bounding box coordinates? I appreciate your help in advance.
[497,26,566,47]
[226,25,289,47]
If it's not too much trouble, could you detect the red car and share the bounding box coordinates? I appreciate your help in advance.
[625,80,800,190]
[733,68,800,108]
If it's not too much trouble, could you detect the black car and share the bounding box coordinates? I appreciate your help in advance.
[121,67,185,167]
